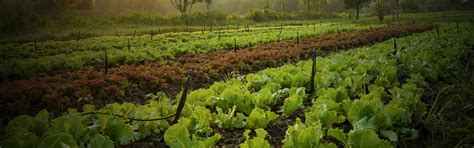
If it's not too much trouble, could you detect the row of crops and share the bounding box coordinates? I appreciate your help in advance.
[0,23,379,80]
[0,24,430,124]
[1,23,470,147]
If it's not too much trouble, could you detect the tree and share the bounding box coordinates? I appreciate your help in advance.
[265,0,271,11]
[399,0,421,12]
[395,0,399,18]
[171,0,202,14]
[344,0,370,20]
[205,0,213,14]
[375,0,386,21]
[280,0,287,12]
[67,0,94,9]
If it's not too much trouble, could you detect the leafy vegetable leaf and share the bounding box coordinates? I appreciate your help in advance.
[38,132,78,148]
[240,128,270,148]
[87,134,114,148]
[347,128,391,148]
[247,108,278,129]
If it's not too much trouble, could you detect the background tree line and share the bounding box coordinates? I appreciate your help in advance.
[0,0,472,34]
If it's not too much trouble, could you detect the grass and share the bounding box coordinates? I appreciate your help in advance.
[410,39,474,147]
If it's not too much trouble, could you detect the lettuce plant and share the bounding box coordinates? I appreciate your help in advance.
[282,118,336,148]
[280,87,306,117]
[164,118,221,148]
[347,128,391,148]
[213,106,246,129]
[247,108,278,129]
[239,128,270,148]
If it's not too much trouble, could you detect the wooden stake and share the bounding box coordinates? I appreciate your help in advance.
[277,29,282,41]
[2,48,6,61]
[128,38,131,51]
[34,38,37,51]
[76,30,81,41]
[309,48,317,95]
[436,26,440,36]
[297,31,300,44]
[173,70,193,124]
[234,38,237,52]
[104,49,108,77]
[456,21,459,31]
[393,38,397,49]
[150,30,154,40]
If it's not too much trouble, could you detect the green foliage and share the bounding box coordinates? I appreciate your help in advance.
[343,0,370,10]
[347,128,391,148]
[2,23,471,147]
[5,110,50,138]
[213,79,254,114]
[246,9,278,22]
[164,119,221,148]
[187,89,215,106]
[38,132,78,148]
[240,128,271,148]
[190,106,213,135]
[312,88,349,113]
[252,83,282,110]
[88,134,114,148]
[247,108,279,129]
[327,128,347,144]
[282,118,336,148]
[347,87,385,124]
[214,106,247,129]
[306,106,346,129]
[1,23,366,79]
[280,87,306,117]
[163,119,193,148]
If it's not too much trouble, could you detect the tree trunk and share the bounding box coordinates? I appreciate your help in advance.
[266,0,270,11]
[349,10,352,19]
[282,0,285,12]
[356,5,360,20]
[307,0,310,15]
[188,2,194,14]
[396,0,399,18]
[207,2,210,14]
[378,0,384,22]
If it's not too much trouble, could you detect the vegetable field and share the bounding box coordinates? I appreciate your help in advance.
[0,23,375,80]
[1,10,474,148]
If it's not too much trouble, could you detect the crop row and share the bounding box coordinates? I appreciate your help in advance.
[1,23,468,147]
[0,23,375,80]
[0,24,432,124]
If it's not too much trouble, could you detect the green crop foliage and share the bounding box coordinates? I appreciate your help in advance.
[1,22,471,147]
